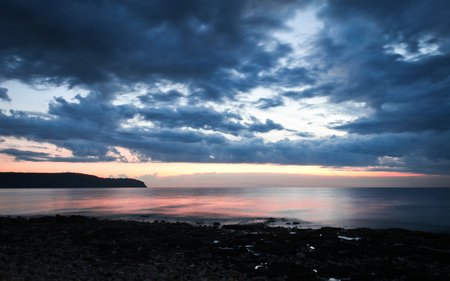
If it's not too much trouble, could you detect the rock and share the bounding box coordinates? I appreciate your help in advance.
[0,215,449,281]
[222,223,266,231]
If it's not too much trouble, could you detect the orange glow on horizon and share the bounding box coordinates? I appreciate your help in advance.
[0,153,424,179]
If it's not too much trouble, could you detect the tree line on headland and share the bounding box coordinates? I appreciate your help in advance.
[0,172,146,188]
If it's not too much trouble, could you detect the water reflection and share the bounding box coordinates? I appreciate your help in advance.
[342,188,450,231]
[0,187,449,232]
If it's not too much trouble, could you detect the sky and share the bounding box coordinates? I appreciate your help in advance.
[0,0,449,187]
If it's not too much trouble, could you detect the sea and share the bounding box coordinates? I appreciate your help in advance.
[1,187,449,232]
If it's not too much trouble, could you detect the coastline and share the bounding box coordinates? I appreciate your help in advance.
[1,215,449,280]
[0,186,147,189]
[0,172,147,188]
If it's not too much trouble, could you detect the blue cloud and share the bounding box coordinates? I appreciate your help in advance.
[254,97,284,109]
[0,87,11,101]
[0,0,449,175]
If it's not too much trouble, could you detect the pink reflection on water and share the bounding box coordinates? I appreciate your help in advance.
[66,194,293,218]
[2,187,449,231]
[0,188,348,225]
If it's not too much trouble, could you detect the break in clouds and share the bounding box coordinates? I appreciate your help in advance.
[0,0,449,175]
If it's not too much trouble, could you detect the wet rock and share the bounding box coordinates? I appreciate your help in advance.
[0,215,449,281]
[222,223,266,231]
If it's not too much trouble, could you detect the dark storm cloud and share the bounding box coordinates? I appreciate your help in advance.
[0,95,280,162]
[48,95,138,129]
[0,110,95,141]
[59,140,110,158]
[253,97,284,109]
[139,106,242,131]
[0,0,449,175]
[332,102,450,134]
[1,91,283,145]
[116,135,381,167]
[308,0,450,124]
[0,101,365,166]
[296,132,315,138]
[247,119,284,133]
[144,129,227,144]
[0,88,11,101]
[320,0,450,40]
[0,148,49,162]
[280,0,450,175]
[138,90,184,104]
[139,105,284,136]
[282,83,336,100]
[259,66,315,87]
[2,104,450,174]
[0,148,116,162]
[0,0,303,148]
[0,0,307,101]
[0,107,223,162]
[0,95,230,145]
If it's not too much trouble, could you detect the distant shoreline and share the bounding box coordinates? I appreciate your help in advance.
[0,172,147,188]
[0,186,146,188]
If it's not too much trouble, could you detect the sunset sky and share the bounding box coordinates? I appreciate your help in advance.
[0,0,449,187]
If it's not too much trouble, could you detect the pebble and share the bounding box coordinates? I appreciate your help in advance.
[0,215,449,281]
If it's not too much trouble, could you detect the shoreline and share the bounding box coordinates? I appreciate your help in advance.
[18,213,450,234]
[4,211,450,233]
[1,215,449,280]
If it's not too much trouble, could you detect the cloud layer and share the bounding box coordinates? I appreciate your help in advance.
[1,0,449,175]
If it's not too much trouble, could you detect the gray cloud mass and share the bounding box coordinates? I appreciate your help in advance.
[0,0,449,175]
[0,88,11,102]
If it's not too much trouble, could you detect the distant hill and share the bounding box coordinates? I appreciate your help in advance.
[0,172,147,188]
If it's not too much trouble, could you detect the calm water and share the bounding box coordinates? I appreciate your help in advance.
[1,187,449,232]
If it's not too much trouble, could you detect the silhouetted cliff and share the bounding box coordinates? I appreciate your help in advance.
[0,172,146,188]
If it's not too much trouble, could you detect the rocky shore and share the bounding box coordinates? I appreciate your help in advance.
[1,216,449,281]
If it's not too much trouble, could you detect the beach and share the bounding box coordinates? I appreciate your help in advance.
[1,215,449,281]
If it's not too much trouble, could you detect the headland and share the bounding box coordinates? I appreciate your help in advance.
[0,172,146,188]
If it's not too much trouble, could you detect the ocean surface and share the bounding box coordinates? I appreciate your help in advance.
[1,187,449,232]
